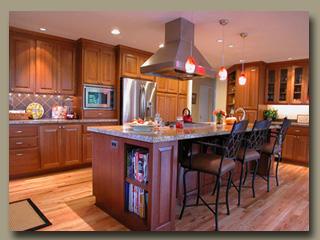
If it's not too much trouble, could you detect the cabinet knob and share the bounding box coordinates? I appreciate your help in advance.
[97,113,103,116]
[16,153,24,156]
[16,142,23,145]
[55,91,57,93]
[62,126,65,129]
[59,91,61,93]
[59,126,61,129]
[294,130,300,133]
[15,131,23,134]
[11,88,14,91]
[297,136,300,139]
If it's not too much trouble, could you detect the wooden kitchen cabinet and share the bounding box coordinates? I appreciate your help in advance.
[40,124,82,169]
[282,126,309,165]
[9,34,35,93]
[156,77,179,94]
[177,94,188,117]
[119,46,155,81]
[290,64,309,104]
[82,41,116,86]
[178,81,188,95]
[156,92,177,122]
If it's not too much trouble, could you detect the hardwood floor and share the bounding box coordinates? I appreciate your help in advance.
[9,162,309,231]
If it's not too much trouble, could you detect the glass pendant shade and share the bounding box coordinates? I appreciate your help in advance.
[239,73,247,85]
[185,57,196,73]
[218,66,228,80]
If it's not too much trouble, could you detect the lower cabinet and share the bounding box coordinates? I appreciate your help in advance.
[40,124,82,169]
[282,126,309,164]
[156,92,177,122]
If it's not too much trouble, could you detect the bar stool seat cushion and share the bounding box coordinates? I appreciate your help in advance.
[181,153,236,175]
[237,148,260,162]
[262,143,281,155]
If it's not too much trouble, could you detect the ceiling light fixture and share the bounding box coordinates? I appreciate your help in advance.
[217,39,223,43]
[288,57,293,60]
[218,19,229,81]
[39,28,46,31]
[228,44,234,48]
[159,44,164,48]
[238,32,248,85]
[111,29,120,35]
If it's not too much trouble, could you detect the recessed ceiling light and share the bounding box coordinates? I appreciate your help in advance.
[159,44,164,48]
[111,29,120,35]
[288,57,293,60]
[239,59,245,63]
[217,39,223,43]
[228,44,234,48]
[39,28,46,31]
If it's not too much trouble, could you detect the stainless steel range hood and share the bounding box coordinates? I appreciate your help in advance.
[140,17,215,81]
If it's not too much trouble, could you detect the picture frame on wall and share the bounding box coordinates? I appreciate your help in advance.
[297,114,309,123]
[192,93,197,104]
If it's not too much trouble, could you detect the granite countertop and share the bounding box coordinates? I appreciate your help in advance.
[9,118,119,125]
[271,121,309,128]
[88,123,280,143]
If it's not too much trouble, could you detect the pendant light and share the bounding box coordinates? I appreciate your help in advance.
[185,11,196,74]
[238,32,248,85]
[218,19,229,81]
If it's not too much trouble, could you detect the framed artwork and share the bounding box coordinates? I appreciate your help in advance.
[297,114,309,123]
[192,93,197,104]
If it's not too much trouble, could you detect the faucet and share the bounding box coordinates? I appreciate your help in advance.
[235,108,246,121]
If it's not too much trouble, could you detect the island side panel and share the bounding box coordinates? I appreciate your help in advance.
[150,140,178,231]
[92,133,124,221]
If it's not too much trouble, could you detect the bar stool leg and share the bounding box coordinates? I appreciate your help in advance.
[226,170,233,215]
[196,171,201,205]
[215,177,221,231]
[252,159,258,198]
[179,170,189,219]
[243,162,249,185]
[238,162,244,205]
[267,155,272,192]
[212,177,218,196]
[275,153,281,186]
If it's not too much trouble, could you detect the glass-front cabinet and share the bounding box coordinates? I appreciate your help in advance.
[290,64,309,104]
[266,68,276,103]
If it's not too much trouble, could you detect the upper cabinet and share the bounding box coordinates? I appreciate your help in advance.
[9,28,77,95]
[156,77,179,94]
[118,46,155,81]
[265,59,309,105]
[9,34,35,93]
[80,40,116,86]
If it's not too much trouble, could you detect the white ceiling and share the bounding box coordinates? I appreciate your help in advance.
[9,11,309,72]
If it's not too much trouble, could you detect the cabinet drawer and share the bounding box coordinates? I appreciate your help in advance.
[9,126,38,138]
[83,110,115,119]
[9,137,38,149]
[9,148,40,175]
[287,126,309,136]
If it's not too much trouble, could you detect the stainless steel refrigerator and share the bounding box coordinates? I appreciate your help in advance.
[121,78,157,124]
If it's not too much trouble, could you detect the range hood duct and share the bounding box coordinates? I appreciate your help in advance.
[140,17,215,81]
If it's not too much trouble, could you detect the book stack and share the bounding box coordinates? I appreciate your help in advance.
[126,148,148,183]
[125,183,148,218]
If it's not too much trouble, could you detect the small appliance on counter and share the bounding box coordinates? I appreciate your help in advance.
[182,108,193,123]
[65,98,77,119]
[52,105,67,119]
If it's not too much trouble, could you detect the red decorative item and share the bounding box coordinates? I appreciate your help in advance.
[218,66,228,80]
[182,108,193,123]
[185,57,196,74]
[239,73,247,85]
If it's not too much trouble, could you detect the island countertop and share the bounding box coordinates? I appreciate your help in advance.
[88,122,280,143]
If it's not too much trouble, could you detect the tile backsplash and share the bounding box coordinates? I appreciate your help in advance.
[267,105,309,119]
[9,93,76,119]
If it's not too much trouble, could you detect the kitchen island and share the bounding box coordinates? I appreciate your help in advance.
[88,123,279,231]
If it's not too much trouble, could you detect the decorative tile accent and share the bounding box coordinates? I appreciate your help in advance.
[9,93,77,119]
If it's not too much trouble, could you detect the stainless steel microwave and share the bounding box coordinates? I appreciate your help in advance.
[83,85,115,110]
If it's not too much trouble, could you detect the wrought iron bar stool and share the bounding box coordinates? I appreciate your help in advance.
[232,120,271,205]
[259,120,291,192]
[179,120,248,231]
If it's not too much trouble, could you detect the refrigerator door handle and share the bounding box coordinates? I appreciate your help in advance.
[140,86,146,120]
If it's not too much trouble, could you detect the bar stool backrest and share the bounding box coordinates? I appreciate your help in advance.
[277,120,291,148]
[224,120,249,160]
[246,120,271,152]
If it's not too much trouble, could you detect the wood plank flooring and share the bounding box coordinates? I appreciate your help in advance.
[9,162,309,231]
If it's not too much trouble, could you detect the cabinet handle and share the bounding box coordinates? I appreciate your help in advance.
[16,142,23,145]
[62,126,65,129]
[294,130,300,133]
[15,131,23,134]
[297,136,300,139]
[16,153,24,156]
[55,91,57,93]
[11,88,14,91]
[97,113,103,116]
[59,126,61,129]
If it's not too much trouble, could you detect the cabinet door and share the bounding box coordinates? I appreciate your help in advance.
[156,92,167,121]
[139,55,154,81]
[35,40,57,94]
[245,66,259,109]
[167,94,178,122]
[177,95,188,118]
[281,134,295,159]
[83,133,93,163]
[100,48,116,85]
[295,136,309,162]
[265,68,276,103]
[40,125,61,169]
[156,77,167,92]
[83,46,100,85]
[61,125,82,166]
[57,44,76,94]
[290,65,308,104]
[167,79,179,94]
[179,81,188,95]
[9,34,35,93]
[277,67,291,104]
[122,52,139,78]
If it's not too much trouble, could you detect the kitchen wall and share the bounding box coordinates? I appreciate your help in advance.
[191,77,216,122]
[9,93,76,118]
[267,105,309,119]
